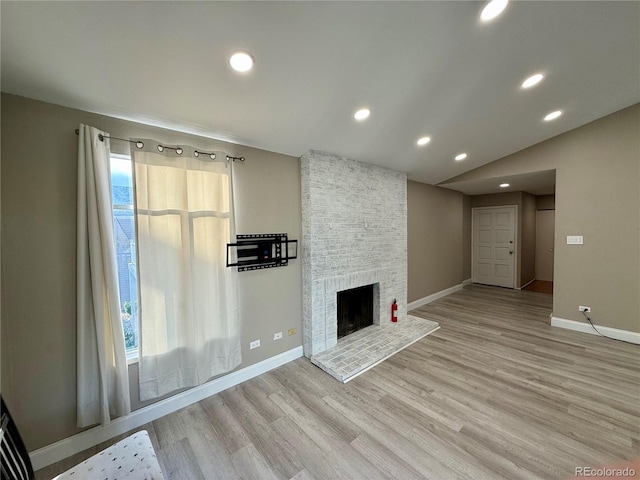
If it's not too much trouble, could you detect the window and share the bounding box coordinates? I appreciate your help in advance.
[110,154,139,363]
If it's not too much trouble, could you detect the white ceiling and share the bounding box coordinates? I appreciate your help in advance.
[439,169,556,196]
[2,1,638,187]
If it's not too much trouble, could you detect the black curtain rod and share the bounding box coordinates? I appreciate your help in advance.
[74,128,140,146]
[74,129,244,162]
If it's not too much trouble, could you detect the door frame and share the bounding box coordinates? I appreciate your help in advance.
[471,205,519,289]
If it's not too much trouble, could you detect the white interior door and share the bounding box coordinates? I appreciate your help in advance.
[535,209,555,281]
[473,206,516,288]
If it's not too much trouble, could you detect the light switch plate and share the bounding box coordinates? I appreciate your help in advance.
[566,235,584,245]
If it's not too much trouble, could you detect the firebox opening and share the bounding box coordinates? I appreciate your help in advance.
[337,284,374,338]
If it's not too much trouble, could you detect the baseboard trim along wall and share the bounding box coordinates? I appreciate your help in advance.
[515,278,536,291]
[30,346,304,471]
[551,317,640,344]
[407,280,470,311]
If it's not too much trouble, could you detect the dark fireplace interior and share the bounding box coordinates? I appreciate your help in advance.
[337,284,374,338]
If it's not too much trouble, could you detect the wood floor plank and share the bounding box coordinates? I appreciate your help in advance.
[184,428,241,480]
[221,386,304,479]
[269,415,351,480]
[289,468,316,480]
[268,364,363,442]
[323,394,462,479]
[170,402,242,479]
[368,375,465,432]
[230,443,280,480]
[156,436,206,480]
[238,381,285,423]
[371,394,501,479]
[350,433,424,480]
[268,390,387,479]
[199,393,252,455]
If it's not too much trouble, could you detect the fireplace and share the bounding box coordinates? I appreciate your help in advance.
[337,284,374,338]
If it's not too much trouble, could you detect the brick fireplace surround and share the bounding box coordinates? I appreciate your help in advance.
[301,150,439,381]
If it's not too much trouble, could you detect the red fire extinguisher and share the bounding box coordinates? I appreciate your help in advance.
[391,299,398,322]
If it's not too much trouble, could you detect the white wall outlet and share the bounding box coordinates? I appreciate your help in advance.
[273,332,283,341]
[567,235,584,245]
[579,305,591,313]
[249,340,261,349]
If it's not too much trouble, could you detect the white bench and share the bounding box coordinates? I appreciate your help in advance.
[53,431,164,480]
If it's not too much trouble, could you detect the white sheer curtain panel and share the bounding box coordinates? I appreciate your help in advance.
[133,142,241,401]
[77,124,131,427]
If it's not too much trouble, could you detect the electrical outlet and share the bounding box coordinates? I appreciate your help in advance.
[288,328,297,336]
[579,305,591,313]
[273,332,283,341]
[249,340,261,349]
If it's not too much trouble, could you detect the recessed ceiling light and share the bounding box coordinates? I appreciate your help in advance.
[522,73,544,89]
[499,183,510,188]
[417,136,431,146]
[480,0,509,22]
[544,110,563,121]
[229,51,254,73]
[455,153,468,161]
[354,108,371,121]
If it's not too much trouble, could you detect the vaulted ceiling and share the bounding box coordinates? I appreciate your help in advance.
[2,1,638,186]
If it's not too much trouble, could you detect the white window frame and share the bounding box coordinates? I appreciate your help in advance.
[110,153,140,365]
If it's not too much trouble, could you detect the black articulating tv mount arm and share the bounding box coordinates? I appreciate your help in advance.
[226,233,298,272]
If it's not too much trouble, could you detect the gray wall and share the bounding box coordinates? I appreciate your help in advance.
[535,210,555,282]
[462,195,471,280]
[536,194,556,211]
[1,94,303,450]
[0,96,3,399]
[407,181,471,302]
[442,104,640,333]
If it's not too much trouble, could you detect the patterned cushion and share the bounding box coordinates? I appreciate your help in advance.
[53,430,164,480]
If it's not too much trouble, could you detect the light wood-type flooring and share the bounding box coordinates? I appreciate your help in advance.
[37,285,639,479]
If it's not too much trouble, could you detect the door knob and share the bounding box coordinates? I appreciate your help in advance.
[509,250,513,255]
[509,240,513,244]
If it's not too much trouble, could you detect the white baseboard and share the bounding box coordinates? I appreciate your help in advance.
[462,278,472,287]
[551,317,640,344]
[30,346,304,471]
[516,278,536,291]
[407,282,466,311]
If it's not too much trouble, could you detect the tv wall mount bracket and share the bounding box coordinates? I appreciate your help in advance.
[226,233,298,272]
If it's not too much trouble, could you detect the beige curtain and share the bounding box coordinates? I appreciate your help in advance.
[133,142,241,401]
[76,124,131,427]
